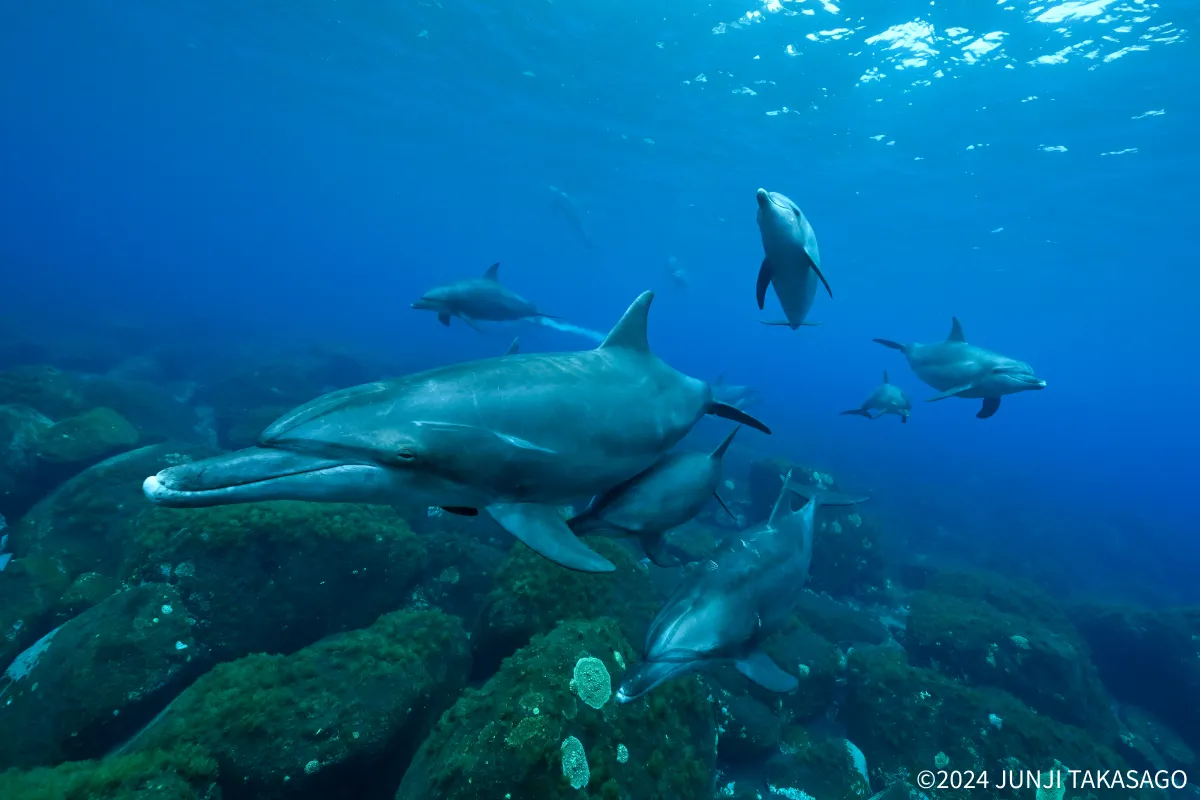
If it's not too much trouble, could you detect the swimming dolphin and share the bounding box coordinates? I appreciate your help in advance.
[412,263,558,330]
[142,292,771,573]
[615,474,867,702]
[566,425,742,567]
[873,317,1046,419]
[755,188,832,329]
[711,374,761,411]
[550,186,596,250]
[840,371,912,424]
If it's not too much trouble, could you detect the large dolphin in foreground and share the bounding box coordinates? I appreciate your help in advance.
[873,317,1046,419]
[615,474,867,702]
[840,370,912,424]
[566,425,742,567]
[755,188,832,329]
[411,263,558,330]
[143,292,770,573]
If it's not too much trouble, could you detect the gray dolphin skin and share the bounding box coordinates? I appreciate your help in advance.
[840,370,913,424]
[873,317,1047,419]
[411,263,558,330]
[550,185,596,250]
[615,474,867,703]
[143,291,771,573]
[566,425,742,567]
[755,188,832,329]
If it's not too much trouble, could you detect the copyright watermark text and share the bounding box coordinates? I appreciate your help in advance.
[915,768,1189,792]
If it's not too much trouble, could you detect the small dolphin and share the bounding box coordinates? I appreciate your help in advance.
[143,292,771,574]
[412,263,558,330]
[615,474,867,702]
[550,186,596,250]
[755,188,832,329]
[665,255,689,288]
[874,317,1046,419]
[711,374,760,411]
[840,370,912,424]
[567,426,742,567]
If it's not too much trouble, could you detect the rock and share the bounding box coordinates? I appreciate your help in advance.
[715,690,782,763]
[843,645,1149,798]
[1070,602,1200,753]
[904,578,1117,738]
[0,367,89,420]
[794,591,891,647]
[124,501,427,663]
[0,584,205,770]
[0,747,220,800]
[0,404,54,520]
[1116,705,1195,774]
[0,556,72,674]
[470,536,658,680]
[34,407,140,469]
[397,617,717,800]
[126,608,470,799]
[762,729,871,800]
[411,525,507,624]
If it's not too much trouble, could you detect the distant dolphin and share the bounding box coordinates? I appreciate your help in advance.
[143,292,771,573]
[550,186,596,250]
[710,374,760,411]
[567,425,742,567]
[874,317,1047,419]
[840,371,912,424]
[615,474,867,702]
[755,188,832,329]
[412,263,558,330]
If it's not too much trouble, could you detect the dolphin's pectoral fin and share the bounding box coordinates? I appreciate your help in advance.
[438,313,451,327]
[926,385,974,402]
[503,337,520,356]
[806,257,833,300]
[713,492,739,524]
[441,506,479,516]
[639,532,682,568]
[487,503,616,573]
[734,650,798,693]
[460,316,484,333]
[756,259,772,310]
[708,402,771,435]
[900,414,908,424]
[873,338,907,352]
[839,408,873,419]
[977,397,1001,419]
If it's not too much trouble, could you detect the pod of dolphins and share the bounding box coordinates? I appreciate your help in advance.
[141,187,1047,702]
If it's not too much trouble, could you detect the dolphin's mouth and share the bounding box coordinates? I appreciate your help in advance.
[143,447,377,508]
[755,188,770,209]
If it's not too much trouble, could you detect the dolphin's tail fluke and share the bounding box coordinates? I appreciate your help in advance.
[839,408,873,419]
[873,338,907,353]
[760,320,822,328]
[707,402,771,435]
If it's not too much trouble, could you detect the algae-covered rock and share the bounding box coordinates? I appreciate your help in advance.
[0,584,205,771]
[715,690,783,763]
[411,524,507,623]
[762,728,871,800]
[128,608,469,799]
[0,403,54,519]
[0,555,72,673]
[0,366,89,420]
[9,443,221,578]
[471,536,658,678]
[842,645,1151,799]
[125,500,427,662]
[905,588,1117,738]
[398,617,717,800]
[34,407,140,468]
[0,746,221,800]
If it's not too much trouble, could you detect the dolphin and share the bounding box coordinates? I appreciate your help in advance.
[873,317,1047,419]
[840,370,912,424]
[755,188,832,329]
[710,374,760,411]
[142,292,771,573]
[550,185,596,250]
[615,474,867,702]
[566,425,742,567]
[412,263,558,330]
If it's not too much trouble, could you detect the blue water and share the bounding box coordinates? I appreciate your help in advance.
[2,1,1196,600]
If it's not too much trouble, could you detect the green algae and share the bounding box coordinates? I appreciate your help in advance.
[0,747,219,800]
[34,407,140,465]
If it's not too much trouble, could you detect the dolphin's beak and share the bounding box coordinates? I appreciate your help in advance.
[143,447,383,508]
[615,658,704,703]
[411,299,431,310]
[755,188,770,209]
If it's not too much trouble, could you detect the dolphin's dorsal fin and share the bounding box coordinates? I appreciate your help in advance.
[882,370,890,384]
[947,317,966,343]
[711,425,741,460]
[483,263,500,281]
[599,291,654,352]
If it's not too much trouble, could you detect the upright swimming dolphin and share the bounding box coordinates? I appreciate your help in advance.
[755,188,833,329]
[566,425,742,567]
[840,371,912,424]
[873,317,1046,419]
[412,263,558,330]
[143,292,771,573]
[550,186,596,250]
[615,474,867,702]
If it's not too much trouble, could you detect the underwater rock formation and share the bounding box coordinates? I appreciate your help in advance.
[397,617,717,799]
[0,404,55,520]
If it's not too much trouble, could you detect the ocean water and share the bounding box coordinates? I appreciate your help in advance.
[1,1,1198,798]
